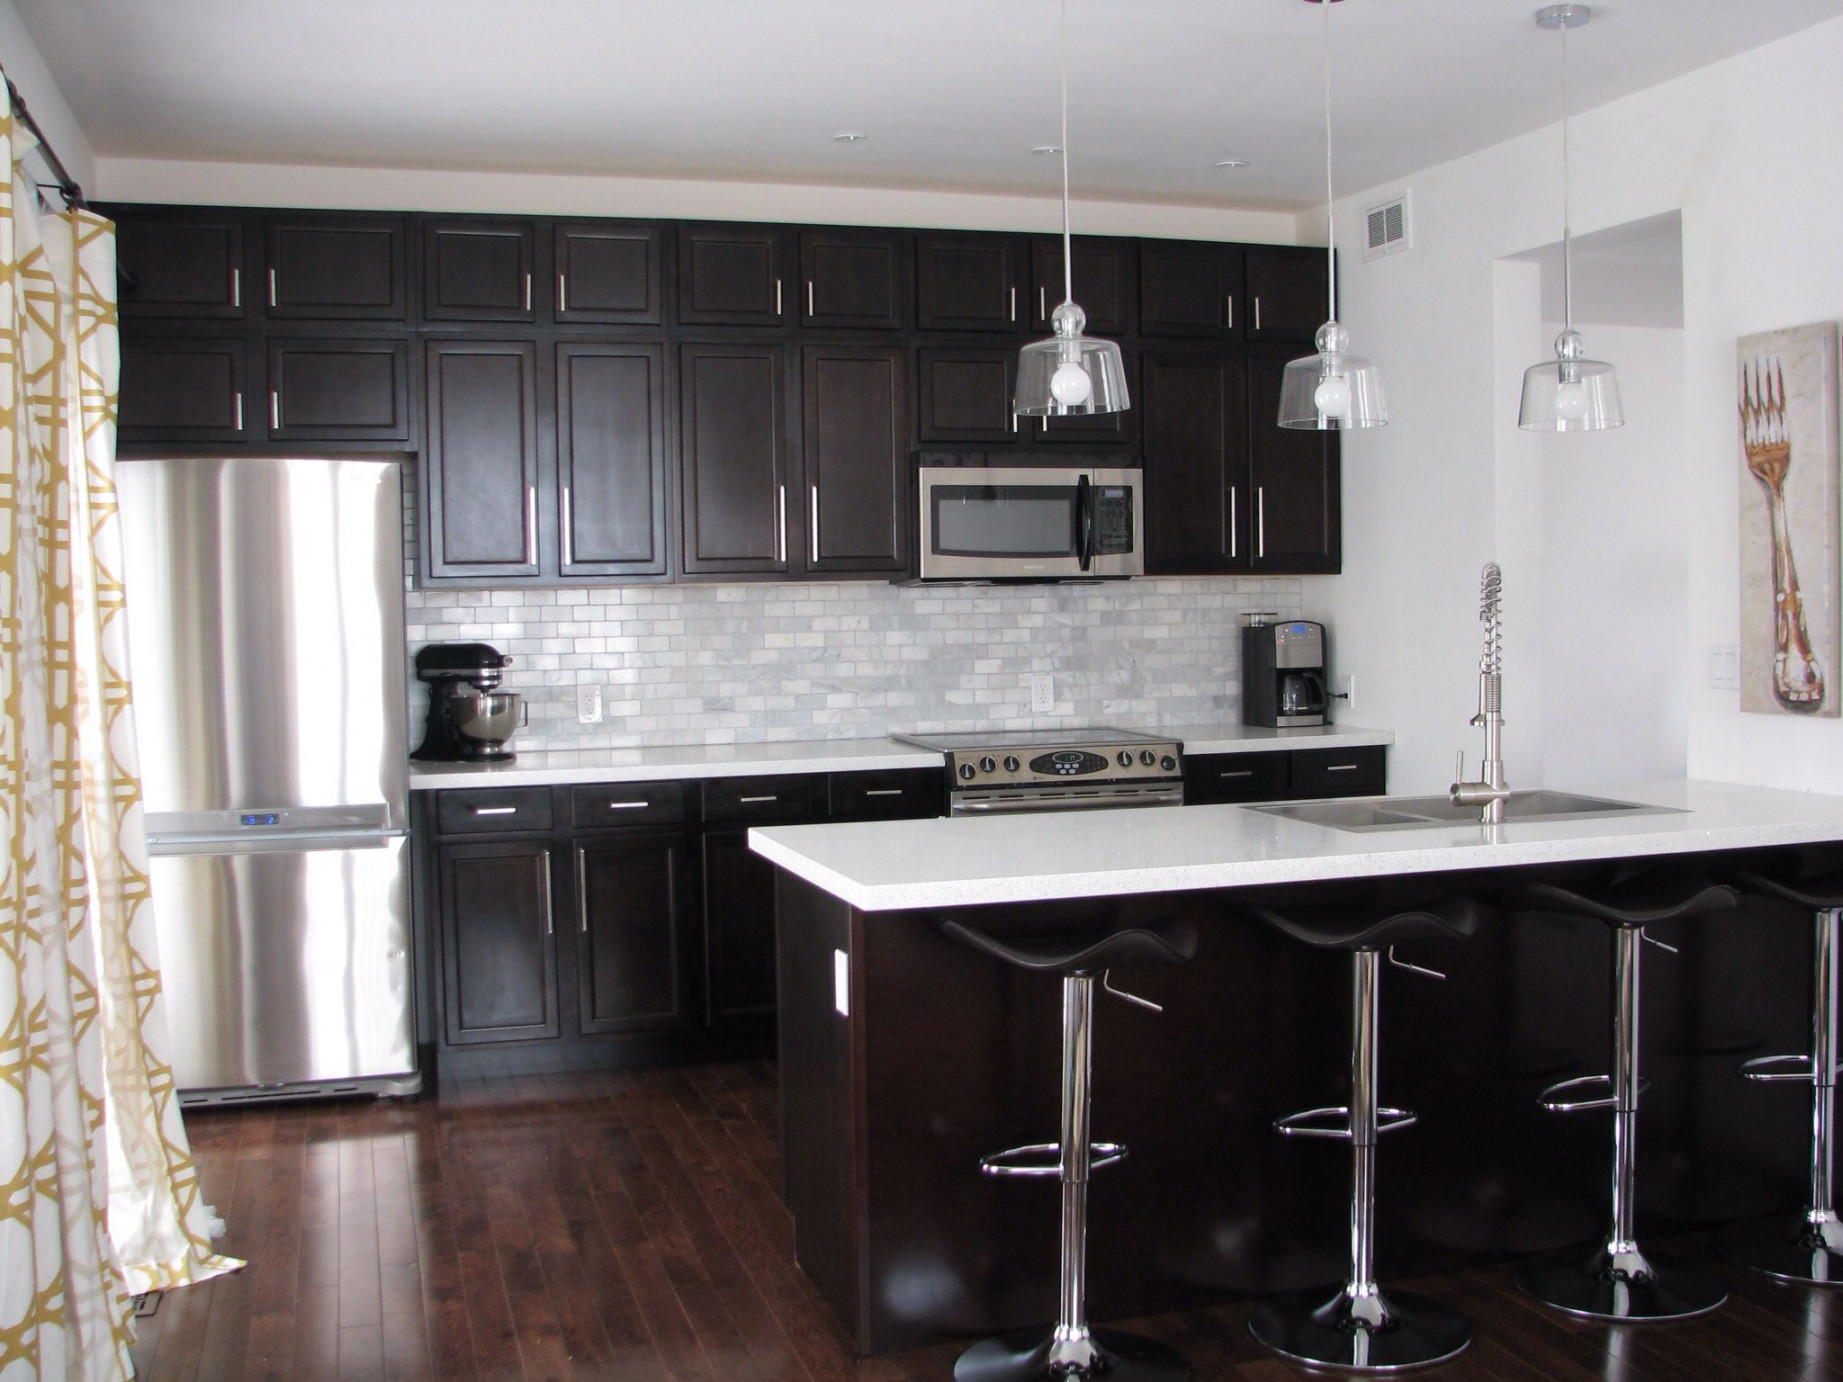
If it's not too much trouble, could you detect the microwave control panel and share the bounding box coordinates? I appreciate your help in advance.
[1091,487,1135,555]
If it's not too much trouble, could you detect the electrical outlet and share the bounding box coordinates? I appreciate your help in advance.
[1708,644,1739,691]
[576,683,604,724]
[1334,674,1356,712]
[1029,674,1055,714]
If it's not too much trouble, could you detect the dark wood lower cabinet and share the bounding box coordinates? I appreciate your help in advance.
[437,838,558,1045]
[574,830,696,1035]
[703,829,779,1026]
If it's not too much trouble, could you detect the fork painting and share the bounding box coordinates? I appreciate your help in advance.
[1737,323,1840,717]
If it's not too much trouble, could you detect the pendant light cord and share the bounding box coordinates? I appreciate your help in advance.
[1059,0,1074,308]
[1560,14,1573,332]
[1323,0,1337,324]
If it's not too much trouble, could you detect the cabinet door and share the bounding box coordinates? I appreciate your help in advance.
[1140,351,1249,575]
[1247,356,1340,573]
[266,337,410,442]
[677,225,789,326]
[424,340,541,579]
[119,337,249,443]
[114,211,245,319]
[575,831,695,1036]
[679,343,789,574]
[915,232,1021,332]
[1031,236,1130,334]
[1245,245,1328,343]
[439,840,557,1045]
[1139,240,1242,338]
[264,215,406,320]
[916,348,1019,444]
[800,344,908,575]
[554,222,662,324]
[423,219,537,322]
[702,829,780,1026]
[556,342,668,578]
[800,228,903,330]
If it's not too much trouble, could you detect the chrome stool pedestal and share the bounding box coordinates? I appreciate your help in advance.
[1509,871,1736,1322]
[1240,897,1478,1373]
[1715,857,1843,1285]
[941,918,1196,1382]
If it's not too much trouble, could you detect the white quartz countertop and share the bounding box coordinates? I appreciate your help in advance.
[407,723,1394,789]
[748,779,1843,912]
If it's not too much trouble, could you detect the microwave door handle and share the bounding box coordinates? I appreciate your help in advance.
[1076,474,1094,572]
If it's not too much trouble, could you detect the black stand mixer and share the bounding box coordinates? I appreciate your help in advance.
[411,642,522,762]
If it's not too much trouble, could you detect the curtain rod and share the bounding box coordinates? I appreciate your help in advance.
[5,75,85,210]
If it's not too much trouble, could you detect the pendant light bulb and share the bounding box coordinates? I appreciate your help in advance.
[1314,374,1353,421]
[1051,361,1093,407]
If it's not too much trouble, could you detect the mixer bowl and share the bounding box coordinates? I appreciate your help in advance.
[449,690,525,753]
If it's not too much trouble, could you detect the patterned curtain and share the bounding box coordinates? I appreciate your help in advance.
[0,93,238,1380]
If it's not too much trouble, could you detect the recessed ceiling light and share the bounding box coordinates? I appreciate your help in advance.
[1214,158,1250,169]
[1032,145,1062,156]
[833,132,868,143]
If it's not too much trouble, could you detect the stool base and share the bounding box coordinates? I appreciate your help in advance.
[1718,1213,1843,1285]
[953,1326,1188,1382]
[1248,1286,1471,1373]
[1515,1245,1728,1321]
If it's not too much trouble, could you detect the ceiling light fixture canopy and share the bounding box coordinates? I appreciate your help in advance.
[1518,4,1623,431]
[1278,0,1387,431]
[1015,0,1128,419]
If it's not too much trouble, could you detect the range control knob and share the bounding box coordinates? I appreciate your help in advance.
[1139,750,1157,766]
[1160,755,1178,772]
[1004,755,1021,772]
[958,762,977,781]
[979,756,998,774]
[1117,751,1133,769]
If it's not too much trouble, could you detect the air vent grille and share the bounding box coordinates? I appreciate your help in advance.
[1364,192,1411,260]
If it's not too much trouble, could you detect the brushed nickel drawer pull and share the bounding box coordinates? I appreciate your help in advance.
[864,788,904,797]
[739,794,778,804]
[1325,763,1360,772]
[604,800,650,810]
[1219,770,1254,779]
[471,805,519,816]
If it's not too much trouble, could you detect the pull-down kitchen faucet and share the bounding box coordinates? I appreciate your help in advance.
[1451,563,1512,823]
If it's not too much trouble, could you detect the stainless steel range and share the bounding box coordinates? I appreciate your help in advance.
[894,727,1184,814]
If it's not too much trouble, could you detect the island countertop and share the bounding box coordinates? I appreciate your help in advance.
[749,778,1843,911]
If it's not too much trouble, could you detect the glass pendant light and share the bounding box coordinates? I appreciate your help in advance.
[1015,0,1128,418]
[1278,0,1387,431]
[1518,4,1623,431]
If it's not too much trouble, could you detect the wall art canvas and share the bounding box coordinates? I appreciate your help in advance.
[1737,322,1841,717]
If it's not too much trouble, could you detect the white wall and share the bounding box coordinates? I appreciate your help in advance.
[1309,15,1843,795]
[0,0,93,190]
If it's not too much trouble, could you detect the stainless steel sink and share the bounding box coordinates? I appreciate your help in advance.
[1251,790,1677,833]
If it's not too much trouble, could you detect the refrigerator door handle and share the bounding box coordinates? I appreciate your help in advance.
[147,828,409,857]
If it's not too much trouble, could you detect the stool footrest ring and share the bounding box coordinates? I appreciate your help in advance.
[1537,1073,1648,1112]
[1738,1053,1838,1083]
[978,1141,1128,1177]
[1273,1105,1418,1140]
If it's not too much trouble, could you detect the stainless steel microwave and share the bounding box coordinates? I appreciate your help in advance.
[916,465,1143,581]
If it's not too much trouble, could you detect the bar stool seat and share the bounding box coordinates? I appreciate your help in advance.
[941,916,1196,1382]
[1714,851,1843,1284]
[1507,867,1736,1322]
[1238,893,1479,1373]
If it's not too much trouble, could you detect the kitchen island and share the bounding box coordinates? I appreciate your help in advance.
[751,781,1843,1354]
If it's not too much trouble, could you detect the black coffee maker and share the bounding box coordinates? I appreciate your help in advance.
[1242,616,1329,727]
[411,642,516,761]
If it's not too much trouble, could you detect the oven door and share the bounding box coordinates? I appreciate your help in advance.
[917,465,1142,581]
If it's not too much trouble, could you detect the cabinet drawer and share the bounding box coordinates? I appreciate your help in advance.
[435,787,553,835]
[829,768,944,821]
[1183,752,1289,805]
[570,781,685,828]
[702,775,821,824]
[1290,746,1386,800]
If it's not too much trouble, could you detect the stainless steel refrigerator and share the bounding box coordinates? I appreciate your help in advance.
[118,456,417,1104]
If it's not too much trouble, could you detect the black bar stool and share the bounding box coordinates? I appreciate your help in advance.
[1506,867,1736,1321]
[939,915,1196,1382]
[1237,893,1479,1373]
[1715,851,1843,1283]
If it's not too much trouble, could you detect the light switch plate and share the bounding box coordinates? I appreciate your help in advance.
[1708,644,1739,690]
[576,683,603,723]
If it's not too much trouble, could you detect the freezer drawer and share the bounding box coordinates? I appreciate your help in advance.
[149,835,414,1095]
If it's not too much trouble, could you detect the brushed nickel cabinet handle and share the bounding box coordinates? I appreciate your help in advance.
[541,853,554,935]
[604,799,649,810]
[739,794,778,804]
[233,394,243,432]
[776,485,787,563]
[1011,412,1018,434]
[775,278,783,315]
[1326,763,1360,772]
[471,805,519,816]
[525,486,537,565]
[1039,285,1047,320]
[558,274,567,313]
[231,268,240,308]
[807,279,815,317]
[269,390,280,431]
[1009,286,1017,322]
[1257,487,1266,559]
[864,788,904,797]
[809,486,820,564]
[1229,486,1237,559]
[1226,295,1234,330]
[1254,296,1262,332]
[560,486,574,568]
[1219,770,1254,779]
[267,267,277,307]
[523,273,532,312]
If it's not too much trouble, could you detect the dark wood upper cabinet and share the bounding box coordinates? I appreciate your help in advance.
[423,339,541,579]
[555,342,668,578]
[677,224,789,327]
[574,831,696,1036]
[916,347,1019,444]
[554,222,662,325]
[1139,239,1243,339]
[1247,355,1340,572]
[800,345,908,574]
[1245,245,1329,343]
[1140,350,1250,575]
[438,839,558,1046]
[915,232,1022,332]
[1033,348,1138,449]
[423,219,537,322]
[114,211,245,319]
[118,337,248,442]
[264,216,406,320]
[679,342,789,574]
[1031,236,1131,335]
[799,228,903,330]
[266,337,410,442]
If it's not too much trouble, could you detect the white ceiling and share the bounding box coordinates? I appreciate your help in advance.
[17,0,1843,212]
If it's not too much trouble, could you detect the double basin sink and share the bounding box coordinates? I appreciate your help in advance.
[1252,790,1675,834]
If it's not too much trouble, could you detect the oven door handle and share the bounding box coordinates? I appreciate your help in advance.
[1076,474,1094,573]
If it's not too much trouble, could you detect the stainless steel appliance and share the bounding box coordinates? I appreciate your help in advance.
[1242,617,1329,728]
[894,727,1183,813]
[915,464,1142,582]
[412,641,521,762]
[118,457,417,1105]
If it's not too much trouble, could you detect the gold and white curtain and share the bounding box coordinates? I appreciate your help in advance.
[0,91,237,1379]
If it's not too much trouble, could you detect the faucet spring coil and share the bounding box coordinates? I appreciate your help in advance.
[1479,563,1503,677]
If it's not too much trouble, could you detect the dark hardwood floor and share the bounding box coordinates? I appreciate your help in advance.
[133,1060,1843,1381]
